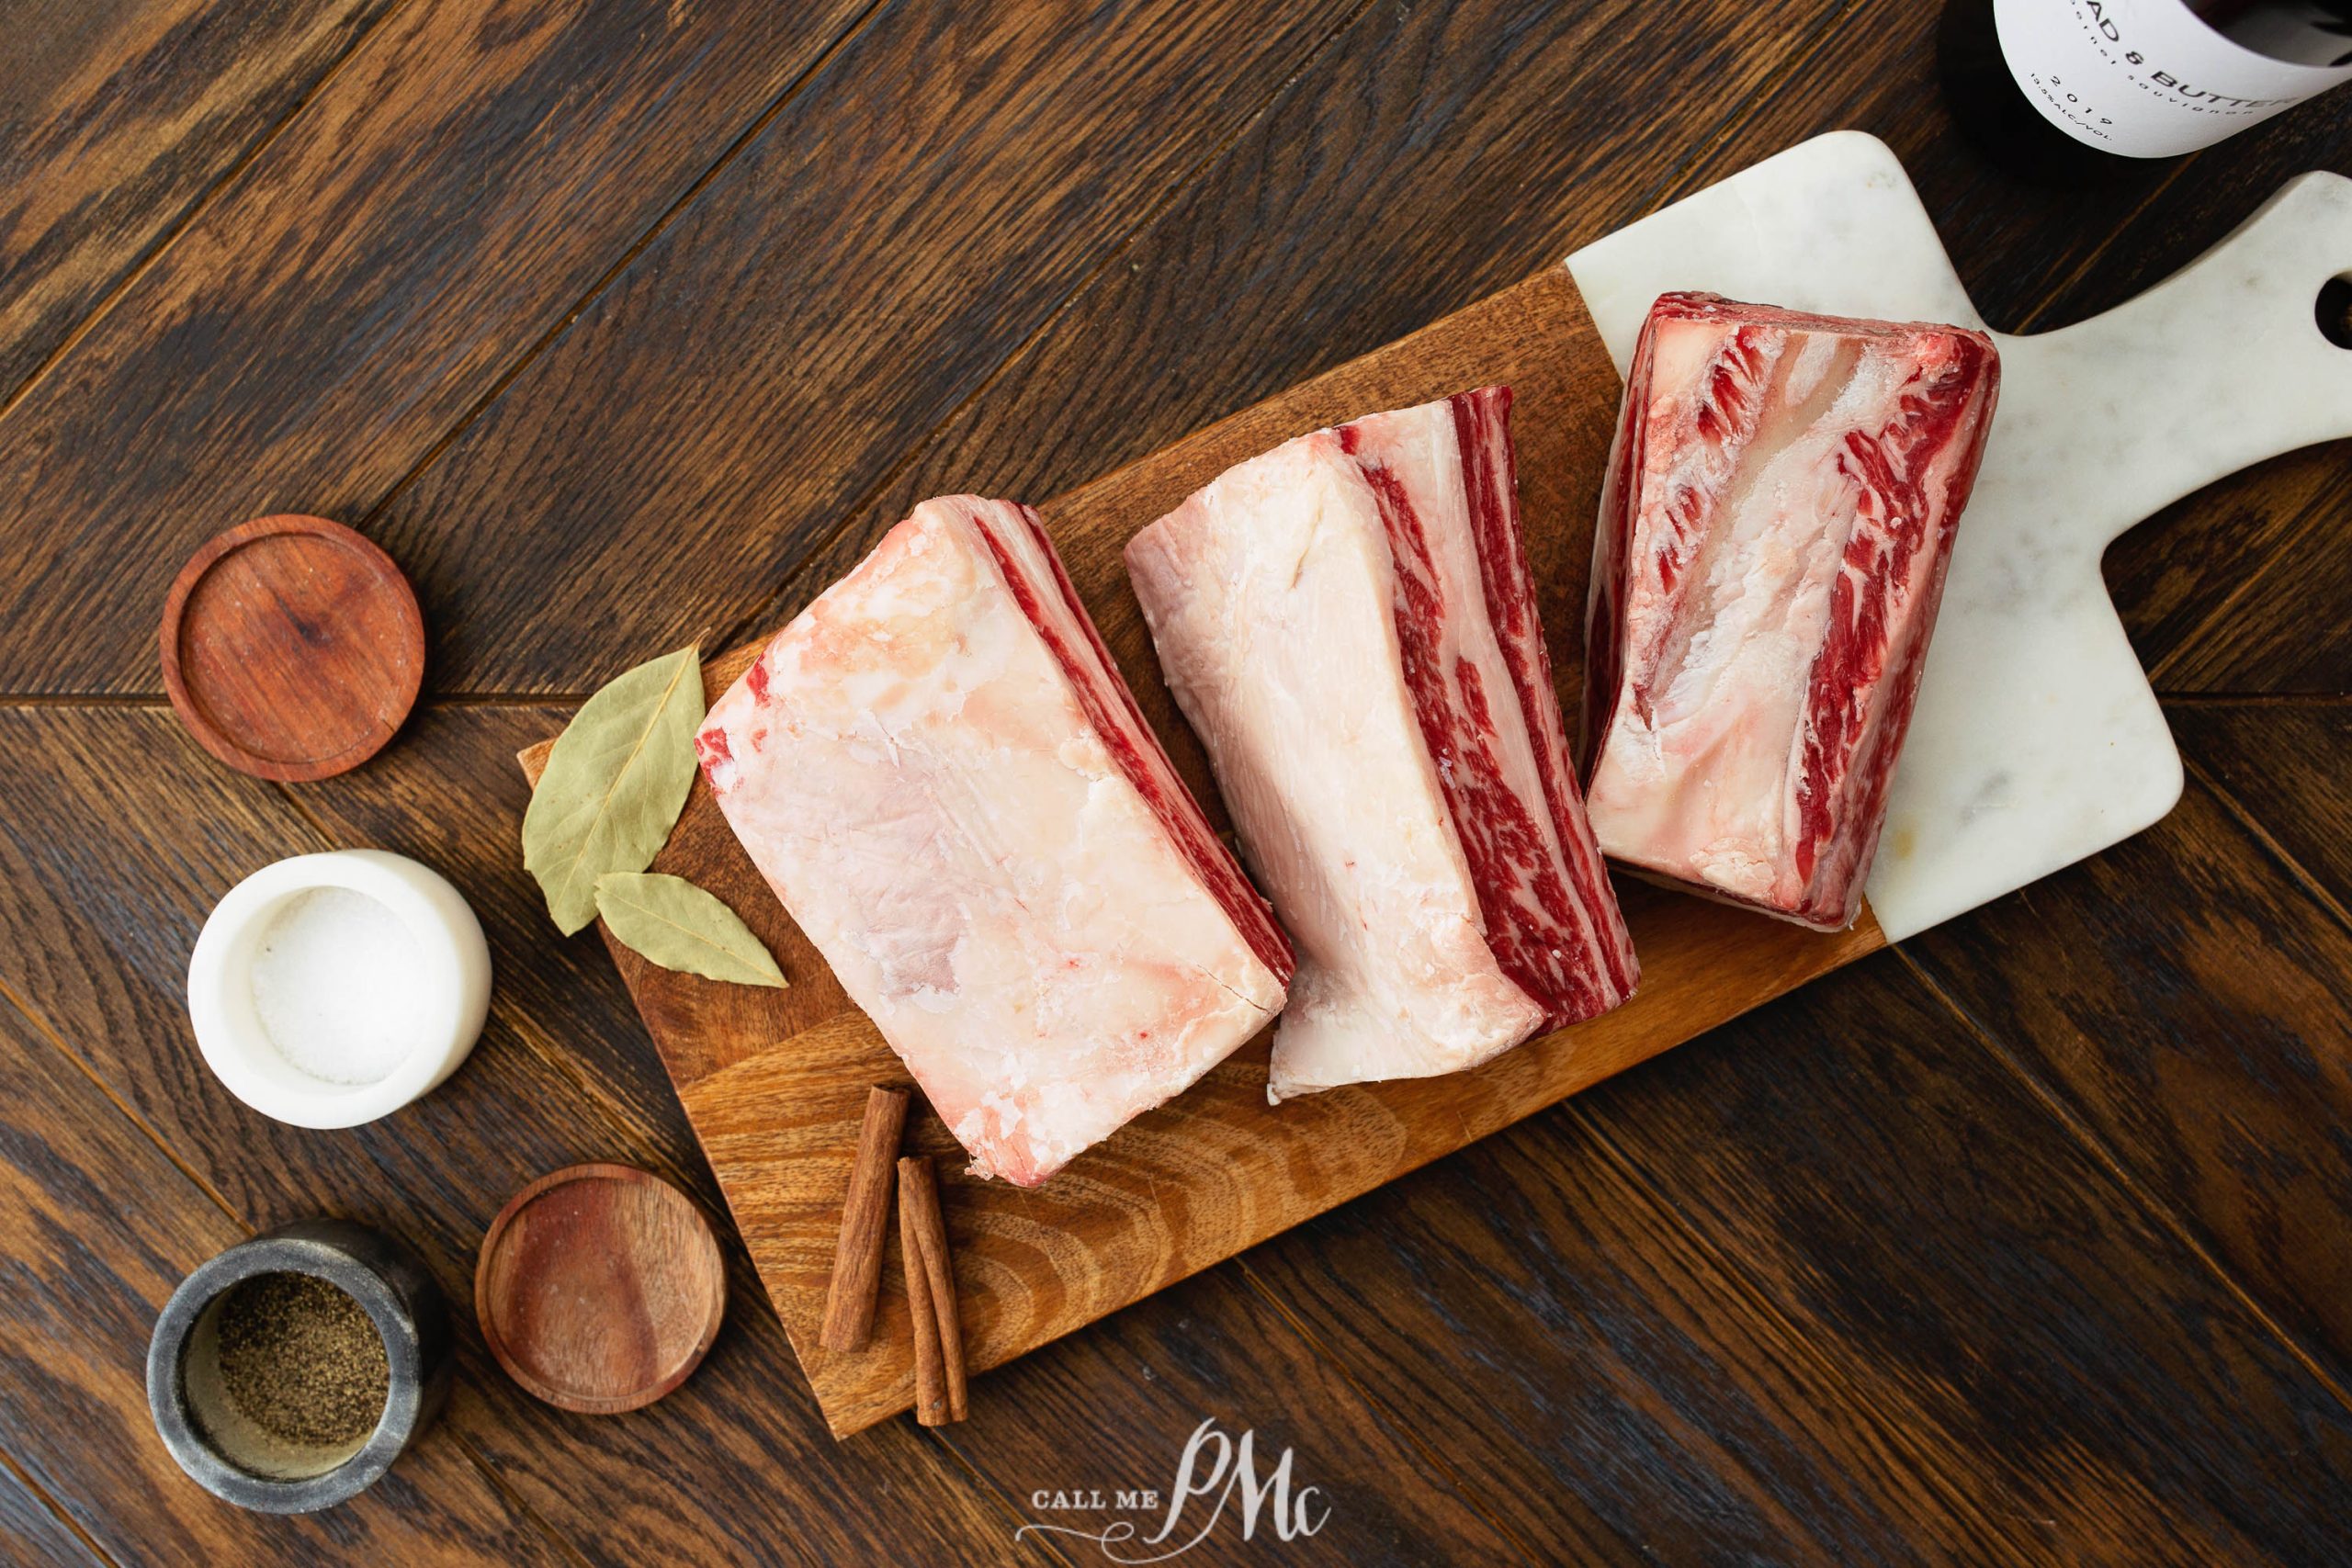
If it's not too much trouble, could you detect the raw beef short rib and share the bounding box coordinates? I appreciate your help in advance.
[1126,389,1636,1101]
[1582,293,2001,931]
[698,497,1293,1187]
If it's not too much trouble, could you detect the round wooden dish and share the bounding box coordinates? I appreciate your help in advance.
[475,1164,726,1416]
[160,514,425,782]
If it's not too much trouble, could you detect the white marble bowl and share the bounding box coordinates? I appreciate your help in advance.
[187,850,491,1128]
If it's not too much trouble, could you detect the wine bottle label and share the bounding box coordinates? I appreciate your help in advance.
[1994,0,2352,156]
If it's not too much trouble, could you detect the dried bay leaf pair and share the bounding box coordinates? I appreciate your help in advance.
[522,645,786,989]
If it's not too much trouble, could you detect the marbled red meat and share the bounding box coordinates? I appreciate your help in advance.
[1581,293,2001,931]
[698,497,1292,1186]
[1127,389,1636,1100]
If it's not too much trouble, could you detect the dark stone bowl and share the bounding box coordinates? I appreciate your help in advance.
[147,1219,451,1513]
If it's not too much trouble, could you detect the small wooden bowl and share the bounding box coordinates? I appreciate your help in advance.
[160,514,424,782]
[474,1165,726,1415]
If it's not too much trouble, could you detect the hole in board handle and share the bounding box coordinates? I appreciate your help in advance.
[2321,276,2352,352]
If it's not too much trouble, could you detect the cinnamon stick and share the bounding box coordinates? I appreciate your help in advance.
[897,1155,967,1423]
[820,1086,909,1351]
[899,1168,949,1426]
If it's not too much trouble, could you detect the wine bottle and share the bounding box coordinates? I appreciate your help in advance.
[1939,0,2352,179]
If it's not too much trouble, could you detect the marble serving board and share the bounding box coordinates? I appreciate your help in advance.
[522,133,2352,1437]
[1571,131,2352,941]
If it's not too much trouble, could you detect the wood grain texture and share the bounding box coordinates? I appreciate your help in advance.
[0,1455,99,1568]
[2134,480,2352,693]
[934,1262,1528,1566]
[0,0,391,396]
[0,707,1035,1565]
[1252,955,2352,1564]
[0,0,878,696]
[2170,699,2352,910]
[2112,436,2352,695]
[757,0,1855,635]
[474,1163,726,1416]
[0,1000,569,1564]
[1905,768,2352,1391]
[376,0,1366,694]
[1242,1100,1983,1566]
[160,513,424,780]
[10,0,2352,1555]
[523,266,1885,1436]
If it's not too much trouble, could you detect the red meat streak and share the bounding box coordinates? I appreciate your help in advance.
[1340,392,1633,1027]
[971,505,1295,986]
[1792,350,1990,892]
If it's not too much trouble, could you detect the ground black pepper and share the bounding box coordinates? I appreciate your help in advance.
[212,1272,389,1449]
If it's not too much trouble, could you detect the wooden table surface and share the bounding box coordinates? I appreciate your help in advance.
[2,1,2347,1562]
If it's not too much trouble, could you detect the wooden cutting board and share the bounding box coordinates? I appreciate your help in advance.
[519,265,1883,1438]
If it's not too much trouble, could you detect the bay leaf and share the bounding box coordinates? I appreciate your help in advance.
[523,644,704,934]
[594,872,788,988]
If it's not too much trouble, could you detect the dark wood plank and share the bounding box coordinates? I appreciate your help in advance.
[5,4,2344,1559]
[0,1453,100,1568]
[778,0,2343,646]
[0,707,1023,1564]
[2113,438,2352,696]
[0,0,878,696]
[0,1000,571,1563]
[1250,954,2352,1564]
[2130,462,2352,693]
[1235,988,2020,1564]
[0,0,393,397]
[775,0,2308,694]
[940,1263,1526,1566]
[752,0,1853,634]
[1905,772,2352,1393]
[2169,699,2352,911]
[373,0,1367,694]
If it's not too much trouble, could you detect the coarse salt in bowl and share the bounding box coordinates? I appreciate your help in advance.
[188,851,491,1129]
